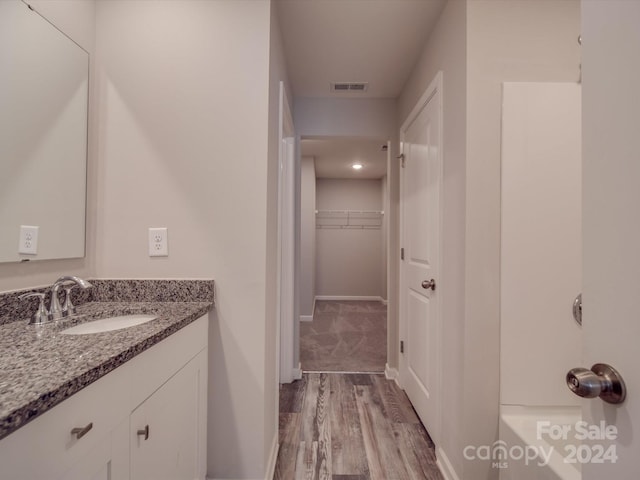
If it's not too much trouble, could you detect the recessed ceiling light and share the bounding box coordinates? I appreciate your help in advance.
[352,163,363,170]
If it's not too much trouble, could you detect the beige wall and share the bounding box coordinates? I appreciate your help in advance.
[315,179,384,298]
[299,156,316,317]
[295,97,396,139]
[0,0,95,292]
[94,1,276,478]
[397,0,467,474]
[464,1,580,478]
[266,1,291,471]
[400,2,580,477]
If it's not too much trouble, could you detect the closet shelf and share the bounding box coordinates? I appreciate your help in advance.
[315,210,384,229]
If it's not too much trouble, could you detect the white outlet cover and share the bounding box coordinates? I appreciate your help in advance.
[148,227,168,257]
[19,225,39,255]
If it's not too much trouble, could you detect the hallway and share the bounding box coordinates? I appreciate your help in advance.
[274,373,443,480]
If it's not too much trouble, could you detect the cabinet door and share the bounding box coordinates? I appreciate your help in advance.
[130,350,205,480]
[61,417,129,480]
[60,434,111,480]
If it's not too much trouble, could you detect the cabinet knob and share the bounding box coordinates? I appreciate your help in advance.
[70,422,93,440]
[137,424,149,440]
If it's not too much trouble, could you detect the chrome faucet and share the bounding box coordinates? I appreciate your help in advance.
[49,276,93,320]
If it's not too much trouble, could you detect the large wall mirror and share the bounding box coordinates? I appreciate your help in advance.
[0,0,88,263]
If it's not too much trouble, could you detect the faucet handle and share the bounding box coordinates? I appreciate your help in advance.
[19,292,50,325]
[63,285,78,316]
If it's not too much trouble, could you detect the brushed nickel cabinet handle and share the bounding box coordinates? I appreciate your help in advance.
[137,424,149,440]
[70,422,93,440]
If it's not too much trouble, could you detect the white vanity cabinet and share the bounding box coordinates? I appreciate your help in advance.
[0,314,208,480]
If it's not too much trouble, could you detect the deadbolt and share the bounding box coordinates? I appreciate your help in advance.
[421,279,436,291]
[566,363,626,404]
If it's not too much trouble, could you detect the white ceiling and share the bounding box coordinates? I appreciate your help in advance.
[302,137,388,179]
[275,0,446,99]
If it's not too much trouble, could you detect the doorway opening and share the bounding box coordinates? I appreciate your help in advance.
[298,136,390,374]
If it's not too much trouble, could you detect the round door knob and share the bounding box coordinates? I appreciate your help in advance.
[421,279,436,291]
[566,363,626,404]
[566,368,601,398]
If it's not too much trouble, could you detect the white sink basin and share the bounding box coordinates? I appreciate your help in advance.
[61,314,157,335]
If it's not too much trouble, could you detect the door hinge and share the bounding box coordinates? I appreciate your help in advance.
[398,153,405,168]
[401,247,404,260]
[400,340,404,354]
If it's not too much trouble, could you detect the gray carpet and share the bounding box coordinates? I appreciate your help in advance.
[300,300,387,372]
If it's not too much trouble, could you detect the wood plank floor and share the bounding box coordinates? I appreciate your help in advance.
[274,373,444,480]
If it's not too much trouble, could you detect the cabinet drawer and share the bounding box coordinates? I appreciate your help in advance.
[0,362,130,480]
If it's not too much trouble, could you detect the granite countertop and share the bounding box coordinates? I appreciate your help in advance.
[0,280,214,441]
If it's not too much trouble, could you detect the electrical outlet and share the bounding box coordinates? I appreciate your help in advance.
[18,225,39,255]
[148,227,168,257]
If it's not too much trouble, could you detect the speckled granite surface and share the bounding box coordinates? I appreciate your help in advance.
[0,279,214,441]
[0,279,214,325]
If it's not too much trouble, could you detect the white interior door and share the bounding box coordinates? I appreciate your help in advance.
[399,72,442,446]
[580,2,640,478]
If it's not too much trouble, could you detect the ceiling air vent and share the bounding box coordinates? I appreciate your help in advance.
[331,82,369,93]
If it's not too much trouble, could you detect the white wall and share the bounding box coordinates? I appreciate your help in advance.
[94,1,277,478]
[397,0,467,474]
[299,156,316,318]
[315,179,383,298]
[399,3,580,477]
[0,0,96,292]
[464,1,581,478]
[295,97,396,139]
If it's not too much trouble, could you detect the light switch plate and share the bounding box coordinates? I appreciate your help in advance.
[148,227,168,257]
[19,225,39,255]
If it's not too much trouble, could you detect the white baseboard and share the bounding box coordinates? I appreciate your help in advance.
[207,477,262,480]
[437,446,461,480]
[207,477,260,480]
[384,363,399,385]
[300,297,318,323]
[314,295,385,302]
[292,362,303,380]
[265,434,279,480]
